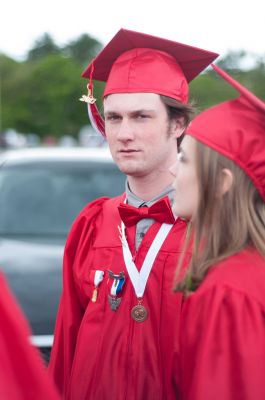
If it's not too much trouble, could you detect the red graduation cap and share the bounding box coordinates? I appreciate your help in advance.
[187,64,265,201]
[80,28,219,136]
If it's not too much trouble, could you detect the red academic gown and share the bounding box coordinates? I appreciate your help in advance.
[0,272,60,400]
[49,195,189,400]
[178,248,265,400]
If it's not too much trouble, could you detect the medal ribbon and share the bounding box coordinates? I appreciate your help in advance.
[110,276,125,296]
[120,220,173,298]
[94,270,104,287]
[90,270,104,303]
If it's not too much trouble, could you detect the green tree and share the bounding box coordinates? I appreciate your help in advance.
[245,61,265,100]
[63,34,102,65]
[216,50,247,70]
[189,71,238,112]
[189,54,265,112]
[0,54,24,131]
[1,33,104,138]
[27,33,60,61]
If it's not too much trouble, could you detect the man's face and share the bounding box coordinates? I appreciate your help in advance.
[104,93,180,179]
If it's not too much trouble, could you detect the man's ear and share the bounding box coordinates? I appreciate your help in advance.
[220,168,234,195]
[171,116,186,138]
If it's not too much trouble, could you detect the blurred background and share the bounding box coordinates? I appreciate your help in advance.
[1,0,265,148]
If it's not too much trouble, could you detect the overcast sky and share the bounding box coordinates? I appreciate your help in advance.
[1,0,264,61]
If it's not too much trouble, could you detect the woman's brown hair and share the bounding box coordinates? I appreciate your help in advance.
[174,139,265,295]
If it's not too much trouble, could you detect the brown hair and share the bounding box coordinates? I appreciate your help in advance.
[174,140,265,295]
[160,95,196,146]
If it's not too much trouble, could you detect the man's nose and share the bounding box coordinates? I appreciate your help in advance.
[116,119,135,141]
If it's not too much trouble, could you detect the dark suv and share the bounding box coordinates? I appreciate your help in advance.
[0,147,125,361]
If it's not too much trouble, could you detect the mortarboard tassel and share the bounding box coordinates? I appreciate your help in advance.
[87,101,105,137]
[79,61,106,137]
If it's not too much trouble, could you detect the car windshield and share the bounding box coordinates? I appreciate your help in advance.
[0,161,125,237]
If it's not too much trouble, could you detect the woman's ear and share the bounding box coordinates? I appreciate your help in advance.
[220,168,234,195]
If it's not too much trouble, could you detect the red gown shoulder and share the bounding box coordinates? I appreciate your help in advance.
[179,248,265,400]
[0,273,60,400]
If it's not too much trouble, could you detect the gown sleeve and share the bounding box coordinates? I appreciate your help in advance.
[179,284,265,400]
[48,197,108,396]
[0,272,60,400]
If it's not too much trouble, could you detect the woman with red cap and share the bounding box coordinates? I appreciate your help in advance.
[0,272,60,399]
[49,28,218,399]
[171,65,265,400]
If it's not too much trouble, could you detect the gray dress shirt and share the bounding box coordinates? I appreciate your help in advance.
[125,180,175,250]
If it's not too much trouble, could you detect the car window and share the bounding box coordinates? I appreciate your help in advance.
[0,161,125,237]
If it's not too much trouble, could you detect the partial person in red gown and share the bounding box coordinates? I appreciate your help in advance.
[170,65,265,400]
[48,28,218,400]
[0,272,60,400]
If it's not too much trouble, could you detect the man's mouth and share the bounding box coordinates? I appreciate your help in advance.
[118,149,140,153]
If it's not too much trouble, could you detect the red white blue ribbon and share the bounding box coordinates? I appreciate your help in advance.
[110,275,125,296]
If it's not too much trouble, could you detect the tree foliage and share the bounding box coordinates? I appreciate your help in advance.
[189,51,265,112]
[63,34,102,66]
[1,33,102,138]
[0,33,264,139]
[27,33,61,62]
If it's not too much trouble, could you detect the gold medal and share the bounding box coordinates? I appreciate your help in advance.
[131,304,148,322]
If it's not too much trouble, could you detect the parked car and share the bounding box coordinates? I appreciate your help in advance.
[0,147,126,361]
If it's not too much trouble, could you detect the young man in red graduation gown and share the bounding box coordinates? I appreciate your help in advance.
[49,28,218,400]
[0,272,60,400]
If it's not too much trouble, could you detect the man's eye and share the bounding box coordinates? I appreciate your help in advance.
[137,114,150,119]
[105,115,120,121]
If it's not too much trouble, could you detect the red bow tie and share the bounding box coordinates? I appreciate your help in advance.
[118,197,175,227]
